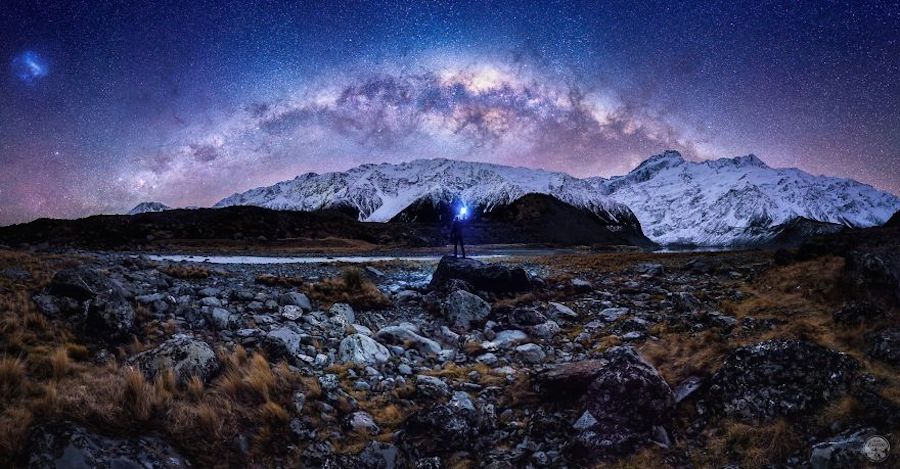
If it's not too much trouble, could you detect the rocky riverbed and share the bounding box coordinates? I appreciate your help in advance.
[1,246,898,467]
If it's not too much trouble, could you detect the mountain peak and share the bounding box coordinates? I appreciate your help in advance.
[127,201,170,215]
[730,154,768,168]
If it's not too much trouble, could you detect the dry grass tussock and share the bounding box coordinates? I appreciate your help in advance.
[0,249,324,466]
[255,273,305,287]
[159,264,210,279]
[304,267,391,309]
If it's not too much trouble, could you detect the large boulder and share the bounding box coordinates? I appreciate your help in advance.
[25,421,190,468]
[535,359,606,397]
[571,346,674,458]
[833,302,886,327]
[428,256,530,294]
[708,339,858,420]
[339,334,390,365]
[260,327,306,363]
[46,267,135,341]
[405,391,494,453]
[441,290,491,332]
[809,427,881,469]
[129,334,220,384]
[843,249,900,304]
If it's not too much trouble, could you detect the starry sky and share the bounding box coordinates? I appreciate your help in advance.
[1,0,898,225]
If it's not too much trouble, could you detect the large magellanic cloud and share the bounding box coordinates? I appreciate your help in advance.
[121,59,702,208]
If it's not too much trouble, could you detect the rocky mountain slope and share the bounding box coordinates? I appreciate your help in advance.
[127,201,171,215]
[214,154,899,247]
[593,151,900,246]
[215,158,644,233]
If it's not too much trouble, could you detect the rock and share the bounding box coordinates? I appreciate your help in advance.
[843,249,900,304]
[199,296,222,307]
[330,303,355,323]
[809,427,879,469]
[866,327,900,366]
[633,263,664,276]
[429,256,531,293]
[339,334,390,365]
[395,290,421,303]
[673,292,702,313]
[476,353,498,366]
[442,290,491,332]
[833,302,886,326]
[416,375,451,399]
[261,327,305,362]
[598,307,630,322]
[278,292,312,310]
[708,339,858,420]
[365,266,385,278]
[46,267,135,341]
[405,390,493,453]
[673,375,704,404]
[357,441,406,469]
[573,346,674,458]
[280,305,304,321]
[375,326,442,356]
[129,333,220,384]
[508,307,547,327]
[25,421,190,468]
[547,302,577,320]
[348,411,380,435]
[207,307,238,330]
[527,320,561,339]
[482,329,528,350]
[536,359,606,397]
[570,278,593,293]
[515,343,546,363]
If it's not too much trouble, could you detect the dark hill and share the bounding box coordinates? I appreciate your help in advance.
[0,206,440,250]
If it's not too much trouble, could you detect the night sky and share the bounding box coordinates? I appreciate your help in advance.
[1,1,898,225]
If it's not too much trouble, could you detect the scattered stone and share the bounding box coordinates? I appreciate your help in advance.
[375,325,442,356]
[483,329,529,350]
[536,359,606,396]
[547,302,578,320]
[280,304,304,321]
[515,343,546,363]
[442,289,491,332]
[598,307,630,322]
[416,375,451,399]
[348,411,380,435]
[673,292,702,313]
[25,422,189,468]
[339,334,390,365]
[330,303,355,323]
[279,292,312,310]
[129,333,220,384]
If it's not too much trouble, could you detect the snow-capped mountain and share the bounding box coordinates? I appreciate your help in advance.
[127,202,171,215]
[216,158,643,230]
[593,151,900,246]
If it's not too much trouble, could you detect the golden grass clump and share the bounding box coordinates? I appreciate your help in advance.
[305,267,391,309]
[160,264,210,279]
[255,274,305,287]
[0,357,26,400]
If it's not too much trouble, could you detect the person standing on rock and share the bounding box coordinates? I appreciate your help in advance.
[450,213,466,258]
